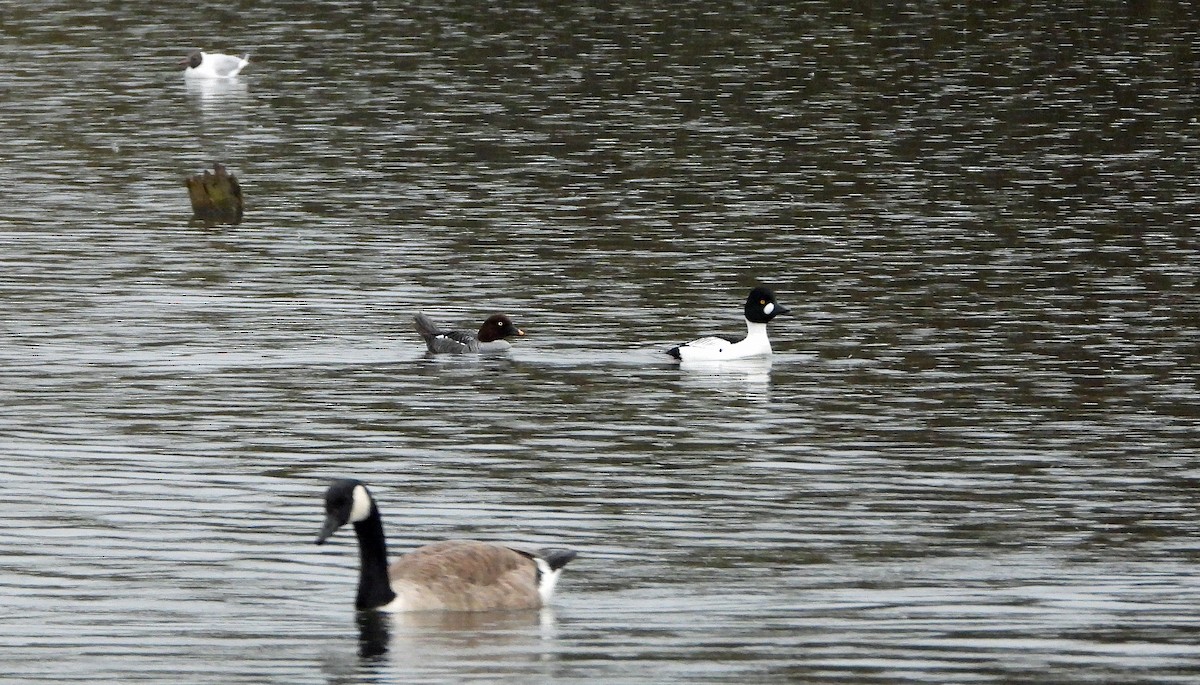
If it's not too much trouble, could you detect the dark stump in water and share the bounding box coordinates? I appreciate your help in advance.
[186,162,243,224]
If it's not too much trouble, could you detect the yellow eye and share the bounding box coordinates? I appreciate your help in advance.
[760,300,766,305]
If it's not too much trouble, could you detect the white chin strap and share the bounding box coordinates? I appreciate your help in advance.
[349,484,373,523]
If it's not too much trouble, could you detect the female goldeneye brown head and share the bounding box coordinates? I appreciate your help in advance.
[477,314,525,343]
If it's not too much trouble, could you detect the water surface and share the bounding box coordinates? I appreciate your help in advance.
[1,2,1198,683]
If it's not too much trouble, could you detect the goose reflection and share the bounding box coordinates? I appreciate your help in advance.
[356,610,390,660]
[353,606,560,671]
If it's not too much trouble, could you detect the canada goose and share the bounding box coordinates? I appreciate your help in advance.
[315,479,576,611]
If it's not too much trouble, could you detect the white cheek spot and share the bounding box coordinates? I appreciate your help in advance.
[349,484,373,523]
[763,302,775,315]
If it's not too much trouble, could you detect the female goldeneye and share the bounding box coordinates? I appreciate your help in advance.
[179,50,250,79]
[413,313,525,354]
[667,286,790,361]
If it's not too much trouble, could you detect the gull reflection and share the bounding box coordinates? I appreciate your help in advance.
[184,77,250,120]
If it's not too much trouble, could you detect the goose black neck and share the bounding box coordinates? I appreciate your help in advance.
[352,508,397,610]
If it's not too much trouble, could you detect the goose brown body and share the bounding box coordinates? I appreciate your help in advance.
[386,540,544,611]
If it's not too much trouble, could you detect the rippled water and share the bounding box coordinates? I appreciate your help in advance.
[2,2,1199,683]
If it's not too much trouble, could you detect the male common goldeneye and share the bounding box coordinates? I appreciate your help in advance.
[413,313,525,354]
[179,50,250,79]
[666,286,790,361]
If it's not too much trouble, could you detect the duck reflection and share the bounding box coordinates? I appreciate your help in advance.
[677,356,774,398]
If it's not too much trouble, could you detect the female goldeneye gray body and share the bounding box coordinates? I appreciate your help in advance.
[667,286,790,362]
[414,313,524,354]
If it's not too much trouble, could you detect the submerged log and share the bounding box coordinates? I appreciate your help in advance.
[186,162,243,224]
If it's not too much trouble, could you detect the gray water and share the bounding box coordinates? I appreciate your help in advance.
[1,2,1199,683]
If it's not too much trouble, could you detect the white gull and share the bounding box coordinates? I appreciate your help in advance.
[179,50,250,79]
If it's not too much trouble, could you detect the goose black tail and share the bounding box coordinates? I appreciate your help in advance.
[538,547,578,571]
